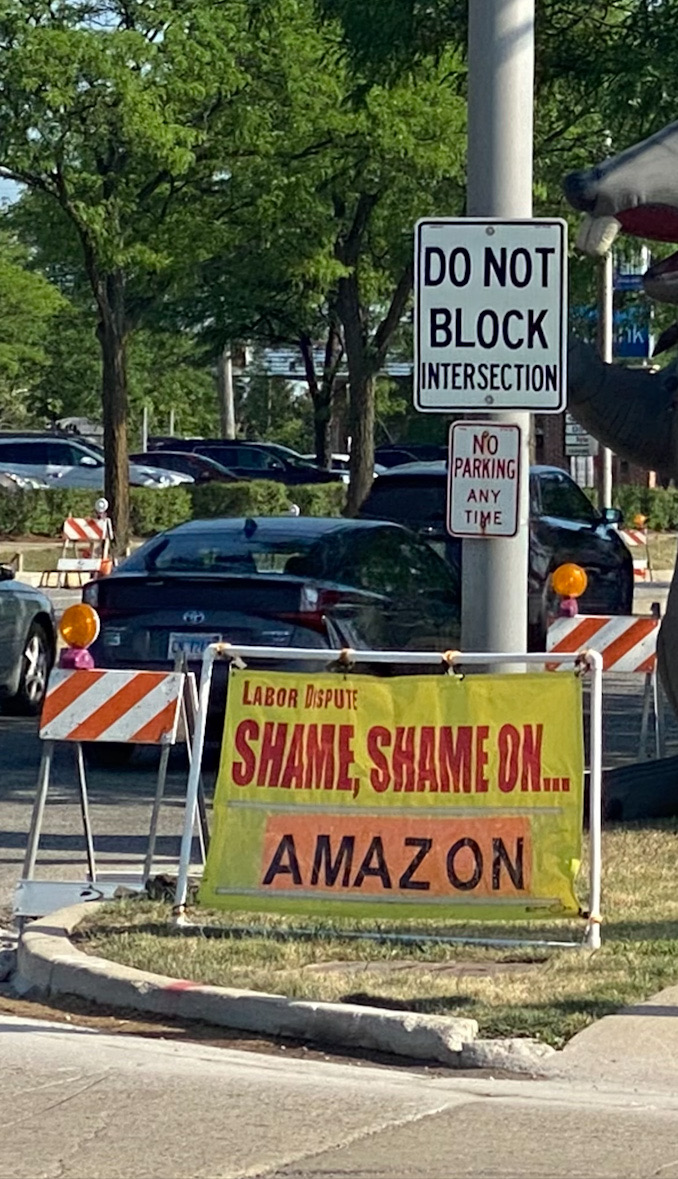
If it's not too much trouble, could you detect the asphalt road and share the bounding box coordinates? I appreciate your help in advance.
[3,1012,678,1179]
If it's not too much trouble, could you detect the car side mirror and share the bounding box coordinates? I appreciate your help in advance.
[602,507,622,525]
[0,564,16,581]
[79,455,99,467]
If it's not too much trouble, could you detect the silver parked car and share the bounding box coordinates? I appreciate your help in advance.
[0,566,56,714]
[0,434,192,489]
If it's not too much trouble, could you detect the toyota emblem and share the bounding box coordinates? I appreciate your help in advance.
[183,611,206,624]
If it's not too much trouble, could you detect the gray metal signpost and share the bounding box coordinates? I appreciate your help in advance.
[463,0,535,655]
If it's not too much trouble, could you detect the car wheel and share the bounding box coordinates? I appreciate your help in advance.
[8,622,52,716]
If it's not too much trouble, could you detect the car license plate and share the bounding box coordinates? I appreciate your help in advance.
[167,632,222,660]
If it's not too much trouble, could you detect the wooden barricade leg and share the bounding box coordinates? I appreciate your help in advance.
[75,742,97,881]
[143,743,172,885]
[179,657,210,857]
[639,672,653,760]
[22,741,54,879]
[143,668,208,884]
[653,668,666,760]
[185,675,210,857]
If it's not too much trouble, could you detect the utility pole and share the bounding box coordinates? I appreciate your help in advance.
[218,346,236,439]
[462,0,534,656]
[141,405,149,453]
[597,248,614,510]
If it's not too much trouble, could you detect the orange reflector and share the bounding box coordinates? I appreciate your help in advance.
[59,603,100,649]
[551,563,588,599]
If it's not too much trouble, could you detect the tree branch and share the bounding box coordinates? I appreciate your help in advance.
[299,332,319,400]
[335,190,380,267]
[371,261,413,369]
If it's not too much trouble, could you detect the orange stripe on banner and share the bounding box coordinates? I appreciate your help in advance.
[600,619,657,670]
[66,520,89,541]
[128,699,178,744]
[637,654,656,674]
[40,670,105,729]
[551,616,607,653]
[66,674,164,742]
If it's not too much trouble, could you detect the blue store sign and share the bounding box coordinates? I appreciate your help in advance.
[615,307,652,359]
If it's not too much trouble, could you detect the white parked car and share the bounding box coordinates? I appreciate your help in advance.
[0,435,192,489]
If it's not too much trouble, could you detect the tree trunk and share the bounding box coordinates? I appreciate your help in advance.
[300,330,338,469]
[346,369,376,515]
[337,273,375,515]
[96,272,130,554]
[218,346,236,439]
[313,407,332,468]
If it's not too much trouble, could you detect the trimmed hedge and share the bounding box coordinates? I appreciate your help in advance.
[586,485,678,532]
[131,487,192,534]
[190,481,289,519]
[190,481,346,520]
[0,480,347,539]
[289,482,347,517]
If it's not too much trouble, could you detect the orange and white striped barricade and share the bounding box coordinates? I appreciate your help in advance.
[42,515,115,588]
[16,666,206,919]
[619,527,652,582]
[547,613,663,758]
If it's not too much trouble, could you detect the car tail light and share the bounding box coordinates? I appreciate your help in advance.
[81,581,119,620]
[281,587,345,634]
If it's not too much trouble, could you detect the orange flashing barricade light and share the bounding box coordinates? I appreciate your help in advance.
[58,603,100,670]
[551,563,588,620]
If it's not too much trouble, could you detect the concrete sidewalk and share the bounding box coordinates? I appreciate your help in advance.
[548,982,678,1093]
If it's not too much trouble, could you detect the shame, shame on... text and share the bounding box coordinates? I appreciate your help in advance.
[231,720,570,795]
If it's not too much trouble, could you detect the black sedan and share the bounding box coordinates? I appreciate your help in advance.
[82,517,460,739]
[149,440,342,485]
[0,566,56,714]
[359,462,634,647]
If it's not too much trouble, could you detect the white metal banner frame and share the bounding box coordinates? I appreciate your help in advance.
[173,644,603,952]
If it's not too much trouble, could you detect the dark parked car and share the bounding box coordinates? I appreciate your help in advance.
[130,451,241,484]
[149,439,342,485]
[359,463,634,646]
[82,517,460,739]
[0,566,56,714]
[374,443,449,468]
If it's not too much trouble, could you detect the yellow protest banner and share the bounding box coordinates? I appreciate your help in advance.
[199,669,585,921]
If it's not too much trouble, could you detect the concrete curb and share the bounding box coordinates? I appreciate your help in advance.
[15,904,555,1072]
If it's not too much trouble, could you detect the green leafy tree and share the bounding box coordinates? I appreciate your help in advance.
[182,3,466,510]
[0,0,285,545]
[0,227,65,425]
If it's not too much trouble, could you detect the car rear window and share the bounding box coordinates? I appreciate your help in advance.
[123,529,332,576]
[361,478,447,527]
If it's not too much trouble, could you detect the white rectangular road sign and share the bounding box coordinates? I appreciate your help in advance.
[565,413,596,457]
[448,422,521,538]
[415,218,567,413]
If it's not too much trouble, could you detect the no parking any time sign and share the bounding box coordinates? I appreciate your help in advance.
[415,218,567,412]
[448,422,521,538]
